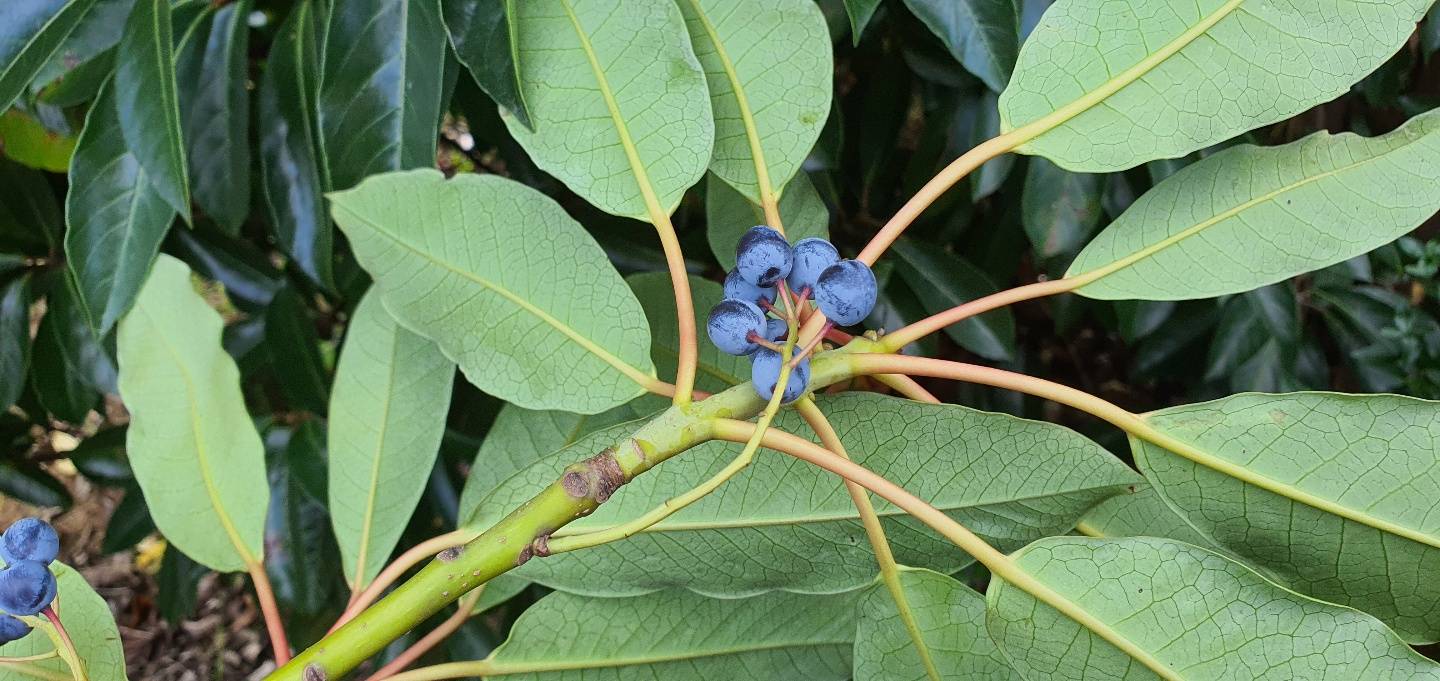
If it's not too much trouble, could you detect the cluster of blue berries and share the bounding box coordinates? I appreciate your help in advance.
[707,226,877,404]
[0,518,60,644]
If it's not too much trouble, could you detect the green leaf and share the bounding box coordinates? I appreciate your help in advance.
[63,80,174,334]
[258,0,332,288]
[0,156,61,254]
[176,0,250,232]
[503,0,713,220]
[318,0,446,190]
[329,291,455,588]
[629,271,749,395]
[483,589,858,679]
[0,106,77,173]
[442,0,530,128]
[855,568,1020,681]
[0,564,128,681]
[0,0,104,113]
[678,0,831,203]
[31,272,115,422]
[101,483,155,554]
[1021,157,1102,266]
[116,254,268,572]
[263,287,329,413]
[1202,284,1296,385]
[0,274,32,411]
[36,47,114,108]
[841,0,883,45]
[987,536,1440,679]
[890,238,1015,360]
[1002,0,1433,171]
[1133,392,1440,643]
[1075,483,1227,555]
[329,169,656,414]
[1068,110,1440,300]
[478,392,1138,597]
[902,0,1017,93]
[114,0,190,219]
[265,421,346,642]
[28,0,132,94]
[0,461,70,509]
[707,172,829,270]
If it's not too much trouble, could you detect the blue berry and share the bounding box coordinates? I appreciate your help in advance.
[786,238,839,294]
[0,561,56,616]
[765,318,788,342]
[751,349,810,404]
[814,260,877,326]
[1,518,58,565]
[0,614,29,644]
[723,270,776,306]
[735,226,792,287]
[707,299,766,356]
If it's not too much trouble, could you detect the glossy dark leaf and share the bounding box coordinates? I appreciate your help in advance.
[0,0,105,113]
[902,0,1017,92]
[891,238,1016,361]
[100,483,155,554]
[442,0,529,128]
[157,545,206,624]
[318,0,447,190]
[31,271,116,422]
[68,426,131,484]
[28,0,133,93]
[0,461,70,509]
[64,80,175,334]
[264,421,345,643]
[0,156,61,255]
[264,287,329,414]
[0,273,32,410]
[177,0,250,232]
[259,1,331,288]
[841,0,883,45]
[1204,284,1297,385]
[1021,157,1102,267]
[36,48,114,107]
[114,0,190,219]
[168,226,282,314]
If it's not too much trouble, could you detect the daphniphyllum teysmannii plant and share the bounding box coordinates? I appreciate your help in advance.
[4,0,1440,679]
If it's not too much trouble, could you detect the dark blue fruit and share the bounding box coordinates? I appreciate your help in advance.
[723,270,776,305]
[707,298,766,356]
[814,259,877,326]
[0,614,29,644]
[0,561,56,616]
[1,518,58,565]
[751,349,810,404]
[765,318,788,343]
[786,237,839,294]
[735,226,793,287]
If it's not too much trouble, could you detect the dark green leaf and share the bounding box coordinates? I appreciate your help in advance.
[265,420,344,633]
[264,287,329,414]
[1204,284,1297,385]
[1021,157,1102,267]
[31,271,115,422]
[0,156,62,254]
[706,173,829,270]
[177,0,250,232]
[64,80,175,334]
[68,426,131,484]
[0,273,32,411]
[842,0,883,45]
[157,545,206,623]
[115,0,190,219]
[902,0,1017,92]
[0,0,105,113]
[318,0,447,190]
[101,483,155,554]
[168,225,283,313]
[0,461,70,509]
[443,0,530,128]
[28,0,133,93]
[259,0,332,288]
[36,47,114,107]
[891,238,1016,360]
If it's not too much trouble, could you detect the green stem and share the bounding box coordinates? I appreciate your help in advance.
[795,398,941,681]
[0,661,70,681]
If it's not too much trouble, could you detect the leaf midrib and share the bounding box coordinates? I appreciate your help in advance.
[484,635,848,675]
[682,0,776,202]
[352,318,402,588]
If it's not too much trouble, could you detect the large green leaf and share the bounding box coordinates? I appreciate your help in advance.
[476,392,1138,597]
[1133,392,1440,643]
[902,0,1017,93]
[987,537,1440,679]
[65,80,175,334]
[114,0,190,219]
[329,169,655,413]
[678,0,830,203]
[329,291,455,588]
[706,172,829,270]
[1021,157,1102,266]
[1075,483,1220,552]
[116,254,268,572]
[318,0,446,190]
[263,287,329,413]
[629,271,749,395]
[1068,110,1440,300]
[0,0,104,113]
[0,156,61,254]
[28,0,132,95]
[258,0,331,288]
[442,0,530,127]
[0,274,31,411]
[890,238,1015,360]
[1002,0,1433,171]
[854,568,1020,681]
[176,0,250,233]
[31,273,115,422]
[503,0,713,220]
[0,565,128,681]
[481,589,858,679]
